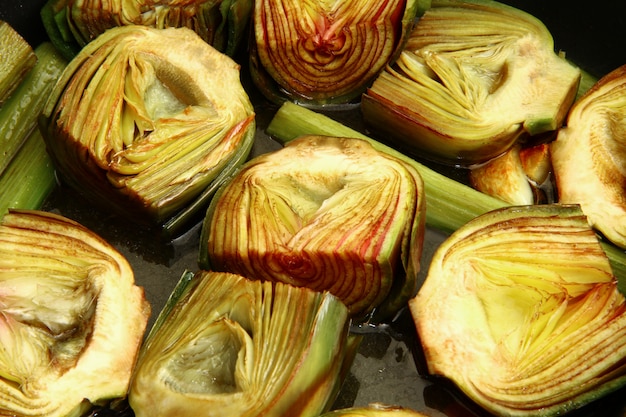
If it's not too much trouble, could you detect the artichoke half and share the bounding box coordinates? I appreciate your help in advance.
[199,135,426,320]
[551,64,626,250]
[41,0,253,59]
[410,204,626,416]
[39,25,256,236]
[361,0,581,165]
[250,0,422,106]
[128,270,350,417]
[0,209,150,417]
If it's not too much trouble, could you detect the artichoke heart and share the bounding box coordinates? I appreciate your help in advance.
[0,209,150,417]
[410,204,626,416]
[39,25,256,234]
[250,0,422,106]
[43,0,252,58]
[551,64,626,250]
[199,135,426,320]
[128,270,350,417]
[362,0,580,165]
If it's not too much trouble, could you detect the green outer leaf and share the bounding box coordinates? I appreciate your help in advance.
[223,0,253,57]
[603,243,626,295]
[266,102,626,294]
[198,166,235,270]
[415,0,432,15]
[40,0,81,61]
[281,292,353,415]
[141,270,196,348]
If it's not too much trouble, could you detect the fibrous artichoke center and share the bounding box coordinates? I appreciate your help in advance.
[162,318,252,395]
[0,273,98,383]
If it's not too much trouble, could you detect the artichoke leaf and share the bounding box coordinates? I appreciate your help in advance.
[250,0,421,106]
[410,204,626,416]
[43,0,252,57]
[362,0,580,165]
[39,25,256,235]
[0,209,150,417]
[199,135,426,320]
[551,64,626,249]
[129,270,350,417]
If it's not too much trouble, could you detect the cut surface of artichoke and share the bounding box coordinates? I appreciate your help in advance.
[251,0,420,106]
[362,0,580,165]
[470,142,555,205]
[410,204,626,416]
[469,144,535,206]
[551,64,626,250]
[40,25,255,232]
[199,135,426,319]
[0,209,150,417]
[129,270,350,417]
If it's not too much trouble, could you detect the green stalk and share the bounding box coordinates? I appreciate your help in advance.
[0,42,66,176]
[267,101,508,234]
[40,0,82,61]
[266,101,626,291]
[0,21,37,105]
[0,128,56,217]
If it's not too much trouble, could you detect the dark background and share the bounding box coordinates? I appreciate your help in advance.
[502,1,626,77]
[0,1,48,45]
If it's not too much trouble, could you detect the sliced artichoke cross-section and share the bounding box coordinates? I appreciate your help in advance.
[199,135,426,320]
[39,25,256,236]
[129,270,351,417]
[362,0,581,165]
[0,209,150,417]
[250,0,421,106]
[551,64,626,249]
[410,204,626,416]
